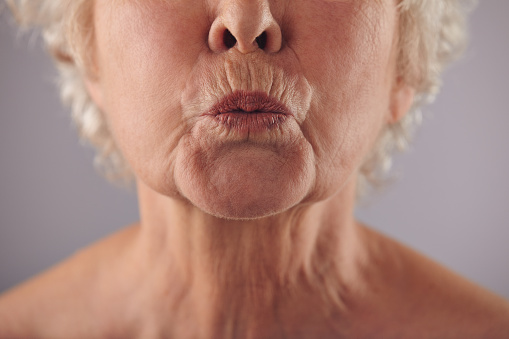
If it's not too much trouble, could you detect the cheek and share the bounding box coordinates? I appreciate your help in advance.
[94,2,209,182]
[291,1,396,197]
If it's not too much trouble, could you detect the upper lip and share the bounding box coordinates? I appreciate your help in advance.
[206,91,291,116]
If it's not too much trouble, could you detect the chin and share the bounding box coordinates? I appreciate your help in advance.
[174,141,316,220]
[186,180,310,220]
[182,184,313,221]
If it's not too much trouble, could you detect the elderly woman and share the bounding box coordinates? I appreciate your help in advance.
[1,0,508,337]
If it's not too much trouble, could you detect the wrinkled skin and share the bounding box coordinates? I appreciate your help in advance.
[87,0,413,219]
[1,0,508,338]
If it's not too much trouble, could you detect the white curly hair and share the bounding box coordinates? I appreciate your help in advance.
[5,0,475,192]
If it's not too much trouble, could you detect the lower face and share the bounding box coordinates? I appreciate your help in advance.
[91,0,400,219]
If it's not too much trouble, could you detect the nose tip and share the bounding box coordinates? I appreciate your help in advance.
[208,1,282,54]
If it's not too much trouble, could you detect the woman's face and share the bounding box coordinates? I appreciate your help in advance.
[87,0,413,219]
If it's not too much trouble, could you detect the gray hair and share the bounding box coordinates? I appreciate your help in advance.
[5,0,475,192]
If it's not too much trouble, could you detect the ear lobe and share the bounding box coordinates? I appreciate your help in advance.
[85,77,106,112]
[388,79,415,124]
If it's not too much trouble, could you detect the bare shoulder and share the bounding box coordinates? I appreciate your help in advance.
[0,225,139,338]
[359,224,509,338]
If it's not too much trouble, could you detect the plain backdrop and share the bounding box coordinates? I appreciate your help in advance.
[1,2,508,298]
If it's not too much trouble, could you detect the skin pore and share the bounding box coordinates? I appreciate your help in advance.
[0,0,508,338]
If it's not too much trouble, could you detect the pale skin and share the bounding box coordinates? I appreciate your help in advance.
[1,0,509,338]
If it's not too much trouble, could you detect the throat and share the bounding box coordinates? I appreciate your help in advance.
[169,229,354,339]
[135,182,363,338]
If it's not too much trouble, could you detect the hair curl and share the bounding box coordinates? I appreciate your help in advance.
[5,0,475,192]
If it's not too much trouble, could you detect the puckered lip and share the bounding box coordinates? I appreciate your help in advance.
[205,90,292,117]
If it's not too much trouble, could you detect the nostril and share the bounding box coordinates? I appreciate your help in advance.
[223,29,237,49]
[255,32,267,50]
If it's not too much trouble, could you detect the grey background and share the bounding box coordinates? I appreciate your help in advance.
[1,2,508,298]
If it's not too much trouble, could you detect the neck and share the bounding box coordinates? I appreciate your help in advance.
[133,180,366,337]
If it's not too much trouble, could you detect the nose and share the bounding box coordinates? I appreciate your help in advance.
[208,0,283,54]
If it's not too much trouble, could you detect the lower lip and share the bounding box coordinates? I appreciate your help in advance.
[214,112,287,133]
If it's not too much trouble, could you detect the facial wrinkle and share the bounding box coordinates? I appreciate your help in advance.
[181,52,312,125]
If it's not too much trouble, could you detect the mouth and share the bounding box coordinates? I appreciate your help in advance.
[204,91,291,132]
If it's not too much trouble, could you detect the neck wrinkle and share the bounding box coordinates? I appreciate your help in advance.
[135,180,363,337]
